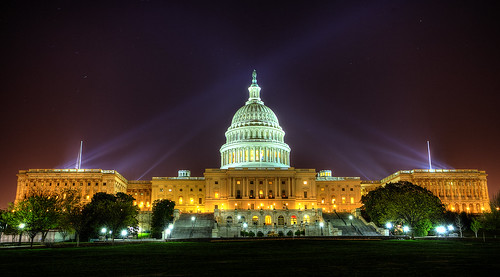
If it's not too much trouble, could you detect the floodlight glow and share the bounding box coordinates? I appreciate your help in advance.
[403,226,409,233]
[191,216,195,221]
[166,229,171,235]
[243,223,248,228]
[168,224,174,230]
[319,222,324,228]
[385,223,393,229]
[349,215,353,220]
[436,226,446,234]
[447,225,454,231]
[101,228,106,234]
[121,230,127,237]
[19,223,25,229]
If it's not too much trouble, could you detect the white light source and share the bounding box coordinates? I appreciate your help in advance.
[101,228,106,234]
[243,222,248,228]
[121,230,127,237]
[166,229,171,236]
[191,216,195,221]
[447,225,454,231]
[19,223,26,229]
[403,226,409,233]
[385,223,393,229]
[349,215,353,220]
[436,226,446,234]
[319,222,324,228]
[168,224,174,230]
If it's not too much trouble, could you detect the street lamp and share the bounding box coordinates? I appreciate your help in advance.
[165,228,171,240]
[319,222,324,236]
[403,226,410,233]
[436,226,446,236]
[121,230,127,240]
[18,223,25,245]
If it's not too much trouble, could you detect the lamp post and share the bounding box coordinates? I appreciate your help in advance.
[436,226,446,237]
[243,222,248,237]
[319,222,324,236]
[18,223,25,245]
[385,222,393,236]
[121,230,127,241]
[165,228,171,241]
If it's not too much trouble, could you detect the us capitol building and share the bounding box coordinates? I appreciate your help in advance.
[15,71,491,236]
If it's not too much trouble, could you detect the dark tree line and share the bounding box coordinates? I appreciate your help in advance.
[0,190,139,247]
[361,181,500,238]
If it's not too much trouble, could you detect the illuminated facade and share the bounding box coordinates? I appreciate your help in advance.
[14,71,491,234]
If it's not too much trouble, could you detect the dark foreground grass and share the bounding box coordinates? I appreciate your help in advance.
[1,239,499,276]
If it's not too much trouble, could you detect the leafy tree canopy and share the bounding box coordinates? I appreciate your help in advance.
[361,181,445,237]
[151,199,175,238]
[84,192,139,241]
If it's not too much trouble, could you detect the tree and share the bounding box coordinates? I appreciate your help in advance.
[361,181,445,238]
[58,189,87,246]
[481,192,500,235]
[10,190,63,247]
[84,192,139,243]
[471,217,482,238]
[151,199,175,238]
[0,209,8,242]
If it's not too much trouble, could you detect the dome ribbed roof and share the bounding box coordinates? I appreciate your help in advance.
[229,102,281,129]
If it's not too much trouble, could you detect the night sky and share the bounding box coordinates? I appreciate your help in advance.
[1,1,499,209]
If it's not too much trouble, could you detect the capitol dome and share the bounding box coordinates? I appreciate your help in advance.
[220,71,291,169]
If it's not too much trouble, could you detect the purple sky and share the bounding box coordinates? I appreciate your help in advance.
[1,1,499,209]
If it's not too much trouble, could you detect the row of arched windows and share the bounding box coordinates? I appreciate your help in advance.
[226,215,310,225]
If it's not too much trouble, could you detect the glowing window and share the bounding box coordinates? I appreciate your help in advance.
[303,181,307,185]
[350,197,354,204]
[290,215,297,225]
[265,215,272,225]
[303,215,310,223]
[179,197,183,204]
[321,198,325,204]
[190,198,194,204]
[252,216,259,225]
[342,197,346,204]
[215,192,219,199]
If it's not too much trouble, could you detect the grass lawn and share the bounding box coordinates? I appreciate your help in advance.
[1,239,499,276]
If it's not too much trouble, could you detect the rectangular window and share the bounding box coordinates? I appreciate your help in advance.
[199,198,202,204]
[350,197,354,204]
[103,183,106,186]
[304,191,307,198]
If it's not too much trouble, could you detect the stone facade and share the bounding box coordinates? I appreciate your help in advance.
[12,71,492,237]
